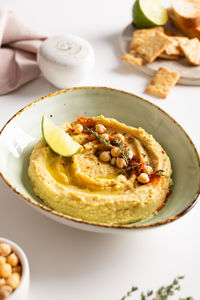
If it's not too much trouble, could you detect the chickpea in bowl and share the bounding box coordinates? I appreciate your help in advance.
[0,239,29,300]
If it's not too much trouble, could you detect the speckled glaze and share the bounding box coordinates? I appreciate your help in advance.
[0,87,199,233]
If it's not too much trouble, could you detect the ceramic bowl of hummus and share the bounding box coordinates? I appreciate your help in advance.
[0,87,199,233]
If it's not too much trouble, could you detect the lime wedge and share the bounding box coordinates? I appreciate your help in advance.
[133,0,168,28]
[42,116,82,157]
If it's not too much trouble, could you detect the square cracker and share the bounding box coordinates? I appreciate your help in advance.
[179,38,200,65]
[164,37,181,56]
[121,51,144,66]
[130,27,164,50]
[145,67,180,98]
[159,52,180,60]
[164,36,188,56]
[135,32,172,63]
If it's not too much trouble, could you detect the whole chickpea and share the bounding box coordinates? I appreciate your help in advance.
[114,133,125,144]
[111,146,121,157]
[0,243,11,257]
[0,279,5,288]
[0,257,6,267]
[0,285,13,299]
[74,124,83,134]
[7,273,21,290]
[0,263,12,278]
[110,157,116,166]
[95,124,106,134]
[116,157,127,169]
[101,133,109,140]
[138,173,150,184]
[7,253,19,267]
[127,149,133,160]
[143,165,153,175]
[99,151,111,163]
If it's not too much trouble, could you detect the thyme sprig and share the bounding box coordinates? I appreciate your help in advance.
[120,276,193,300]
[113,138,129,164]
[121,286,138,300]
[85,127,111,147]
[85,128,129,163]
[154,169,165,176]
[85,128,166,178]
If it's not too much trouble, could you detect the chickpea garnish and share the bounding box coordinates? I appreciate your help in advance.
[138,173,150,184]
[101,133,109,140]
[111,146,121,157]
[95,124,106,134]
[110,157,116,166]
[127,149,133,160]
[114,133,125,144]
[99,151,111,163]
[143,165,153,175]
[74,124,83,134]
[116,157,127,169]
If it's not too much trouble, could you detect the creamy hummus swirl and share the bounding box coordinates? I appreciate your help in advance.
[28,116,172,224]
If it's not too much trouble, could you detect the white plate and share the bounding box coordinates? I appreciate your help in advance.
[120,23,200,86]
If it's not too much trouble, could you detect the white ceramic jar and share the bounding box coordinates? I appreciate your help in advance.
[0,238,30,300]
[37,35,95,88]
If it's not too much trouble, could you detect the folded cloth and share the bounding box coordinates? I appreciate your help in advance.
[0,7,46,95]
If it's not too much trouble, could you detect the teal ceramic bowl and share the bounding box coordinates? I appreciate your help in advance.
[0,87,199,233]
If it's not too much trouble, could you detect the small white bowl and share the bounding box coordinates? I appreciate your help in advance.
[0,238,30,300]
[38,35,95,88]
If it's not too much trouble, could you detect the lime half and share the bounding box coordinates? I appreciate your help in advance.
[133,0,168,28]
[42,116,82,157]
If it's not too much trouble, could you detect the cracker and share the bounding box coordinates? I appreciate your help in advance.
[130,27,164,50]
[135,32,172,63]
[159,52,180,60]
[121,52,144,66]
[164,36,182,56]
[145,67,180,98]
[179,38,200,65]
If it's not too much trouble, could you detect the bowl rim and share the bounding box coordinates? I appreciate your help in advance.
[0,86,200,230]
[0,237,30,299]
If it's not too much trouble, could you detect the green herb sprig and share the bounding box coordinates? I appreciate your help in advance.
[112,138,129,164]
[85,128,129,163]
[120,276,193,300]
[85,127,111,147]
[154,169,165,176]
[121,286,138,300]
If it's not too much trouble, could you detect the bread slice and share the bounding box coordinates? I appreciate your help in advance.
[168,7,200,40]
[170,0,200,29]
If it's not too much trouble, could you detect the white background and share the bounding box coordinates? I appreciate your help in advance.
[0,0,199,299]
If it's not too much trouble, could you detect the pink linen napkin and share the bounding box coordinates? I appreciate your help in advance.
[0,7,46,95]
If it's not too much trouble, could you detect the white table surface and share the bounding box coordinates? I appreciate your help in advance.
[0,0,199,299]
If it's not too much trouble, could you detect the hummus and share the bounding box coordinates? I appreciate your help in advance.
[28,115,172,224]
